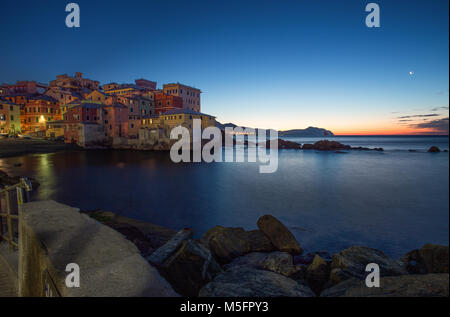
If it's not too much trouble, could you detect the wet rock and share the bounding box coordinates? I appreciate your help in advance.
[329,246,407,286]
[85,211,176,257]
[321,274,449,297]
[148,228,194,266]
[199,266,315,297]
[201,226,251,263]
[419,244,448,273]
[294,250,332,265]
[153,239,223,297]
[261,251,296,276]
[289,264,307,281]
[306,255,331,295]
[306,140,351,151]
[401,249,427,274]
[224,252,268,270]
[301,141,382,151]
[302,144,314,150]
[225,251,295,276]
[401,244,449,274]
[257,215,303,255]
[428,146,441,152]
[247,230,276,253]
[263,139,302,150]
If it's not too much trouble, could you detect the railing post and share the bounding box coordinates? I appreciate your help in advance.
[5,190,14,251]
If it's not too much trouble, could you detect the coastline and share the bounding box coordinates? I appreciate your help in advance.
[0,138,81,159]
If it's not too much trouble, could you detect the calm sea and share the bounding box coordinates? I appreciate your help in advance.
[0,135,448,258]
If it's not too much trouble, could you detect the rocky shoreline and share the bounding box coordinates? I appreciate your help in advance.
[0,138,80,158]
[84,210,449,297]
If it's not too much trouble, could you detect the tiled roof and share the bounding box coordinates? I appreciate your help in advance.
[29,95,58,102]
[162,108,215,118]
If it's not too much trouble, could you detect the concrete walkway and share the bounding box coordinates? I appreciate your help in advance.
[0,242,18,297]
[0,263,17,297]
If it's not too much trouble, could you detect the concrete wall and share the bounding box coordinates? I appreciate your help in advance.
[18,200,178,297]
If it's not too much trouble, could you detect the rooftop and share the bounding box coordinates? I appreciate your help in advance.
[162,108,215,118]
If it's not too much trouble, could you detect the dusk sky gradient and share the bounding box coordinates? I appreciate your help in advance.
[0,0,448,134]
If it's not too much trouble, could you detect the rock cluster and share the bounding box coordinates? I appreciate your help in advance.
[139,214,449,297]
[302,140,384,151]
[90,210,449,297]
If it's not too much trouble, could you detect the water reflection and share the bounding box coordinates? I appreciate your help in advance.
[0,148,448,258]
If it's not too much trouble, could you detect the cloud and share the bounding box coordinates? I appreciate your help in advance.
[430,106,449,111]
[410,117,449,134]
[397,114,439,119]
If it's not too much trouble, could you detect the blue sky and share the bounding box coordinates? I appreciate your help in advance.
[0,0,448,133]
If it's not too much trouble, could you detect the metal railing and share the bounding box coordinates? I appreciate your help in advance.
[0,178,32,250]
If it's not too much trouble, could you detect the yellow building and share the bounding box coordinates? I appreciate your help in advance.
[0,99,21,135]
[141,109,216,142]
[143,109,215,132]
[163,83,201,112]
[86,90,110,103]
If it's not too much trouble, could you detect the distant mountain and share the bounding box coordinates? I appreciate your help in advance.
[217,122,333,137]
[278,127,334,137]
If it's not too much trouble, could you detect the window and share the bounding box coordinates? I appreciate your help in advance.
[10,106,13,111]
[35,117,38,123]
[87,115,90,121]
[10,115,14,121]
[0,114,5,121]
[131,124,134,129]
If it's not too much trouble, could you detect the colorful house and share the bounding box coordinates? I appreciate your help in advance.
[23,95,61,133]
[154,92,183,115]
[0,98,21,135]
[63,103,105,146]
[141,108,216,142]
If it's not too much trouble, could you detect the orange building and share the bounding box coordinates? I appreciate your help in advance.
[154,92,183,115]
[103,102,128,139]
[23,95,61,133]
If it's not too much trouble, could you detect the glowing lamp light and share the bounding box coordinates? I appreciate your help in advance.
[39,115,46,123]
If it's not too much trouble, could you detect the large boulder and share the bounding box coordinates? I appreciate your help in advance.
[257,215,303,255]
[201,226,251,263]
[247,230,277,253]
[224,252,268,270]
[148,229,222,296]
[151,239,222,296]
[306,255,330,295]
[401,249,427,274]
[329,246,407,286]
[148,228,194,266]
[321,274,449,297]
[401,244,449,274]
[199,267,315,297]
[294,250,332,265]
[224,251,295,276]
[262,252,296,276]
